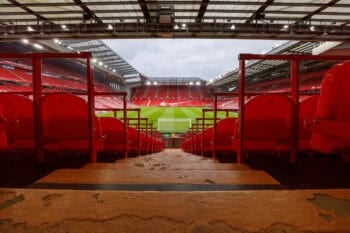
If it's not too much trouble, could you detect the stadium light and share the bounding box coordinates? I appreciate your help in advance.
[189,81,193,85]
[98,61,103,66]
[104,65,107,68]
[33,43,43,50]
[230,24,235,30]
[310,26,315,31]
[196,81,201,86]
[27,26,34,32]
[208,79,213,83]
[174,25,179,30]
[53,38,60,44]
[181,23,187,29]
[112,69,116,73]
[92,58,97,63]
[107,24,113,30]
[61,24,69,31]
[153,81,158,85]
[21,38,29,44]
[146,81,151,85]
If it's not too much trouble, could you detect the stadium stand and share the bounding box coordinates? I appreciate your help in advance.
[131,85,212,106]
[0,56,164,158]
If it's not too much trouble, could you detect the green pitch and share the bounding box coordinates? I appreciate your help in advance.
[99,107,238,133]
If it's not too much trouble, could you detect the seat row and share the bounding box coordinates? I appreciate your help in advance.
[182,94,319,161]
[0,93,165,158]
[182,61,350,162]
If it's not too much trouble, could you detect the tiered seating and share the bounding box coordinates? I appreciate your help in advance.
[182,94,295,161]
[0,67,26,83]
[131,85,212,106]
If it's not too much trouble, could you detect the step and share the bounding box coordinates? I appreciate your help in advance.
[35,168,279,185]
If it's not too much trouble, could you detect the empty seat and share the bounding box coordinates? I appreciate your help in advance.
[299,95,319,151]
[202,127,214,156]
[41,93,103,151]
[233,94,293,153]
[311,61,350,153]
[214,117,237,154]
[127,126,139,155]
[99,117,125,152]
[0,94,33,150]
[0,104,7,149]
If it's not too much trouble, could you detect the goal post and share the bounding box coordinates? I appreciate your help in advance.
[157,118,192,133]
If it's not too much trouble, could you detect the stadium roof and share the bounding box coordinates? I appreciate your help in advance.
[61,39,141,80]
[0,1,349,40]
[209,40,338,89]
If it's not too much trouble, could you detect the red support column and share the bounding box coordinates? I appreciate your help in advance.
[32,56,44,163]
[237,59,246,164]
[137,109,141,156]
[86,57,97,163]
[201,111,205,156]
[213,95,218,159]
[123,94,128,159]
[145,119,148,153]
[290,60,300,164]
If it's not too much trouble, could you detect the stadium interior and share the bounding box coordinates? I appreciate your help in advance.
[0,0,350,232]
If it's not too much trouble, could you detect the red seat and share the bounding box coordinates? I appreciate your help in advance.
[41,93,103,152]
[127,126,139,154]
[311,61,350,153]
[299,95,319,151]
[0,94,33,150]
[202,127,214,155]
[99,117,125,152]
[233,94,293,153]
[0,104,7,149]
[215,117,237,153]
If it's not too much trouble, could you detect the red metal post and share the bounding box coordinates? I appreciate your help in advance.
[213,95,218,159]
[123,94,128,159]
[290,60,299,164]
[86,57,97,163]
[145,119,148,153]
[237,59,245,163]
[32,56,44,163]
[201,110,205,156]
[137,109,141,156]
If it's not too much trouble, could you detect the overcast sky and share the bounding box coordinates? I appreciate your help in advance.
[103,39,286,80]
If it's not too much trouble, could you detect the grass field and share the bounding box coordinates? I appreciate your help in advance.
[99,107,238,133]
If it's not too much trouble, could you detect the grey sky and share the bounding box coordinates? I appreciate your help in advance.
[103,39,286,80]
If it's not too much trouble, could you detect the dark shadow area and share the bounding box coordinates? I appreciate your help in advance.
[0,152,93,188]
[247,153,350,189]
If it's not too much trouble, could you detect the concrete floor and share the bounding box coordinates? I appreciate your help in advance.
[0,149,350,232]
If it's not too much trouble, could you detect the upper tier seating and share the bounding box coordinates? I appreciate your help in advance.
[131,85,212,106]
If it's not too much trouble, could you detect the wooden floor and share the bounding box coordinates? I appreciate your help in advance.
[35,149,279,188]
[1,149,350,232]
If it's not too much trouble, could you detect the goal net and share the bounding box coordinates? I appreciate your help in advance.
[157,118,192,133]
